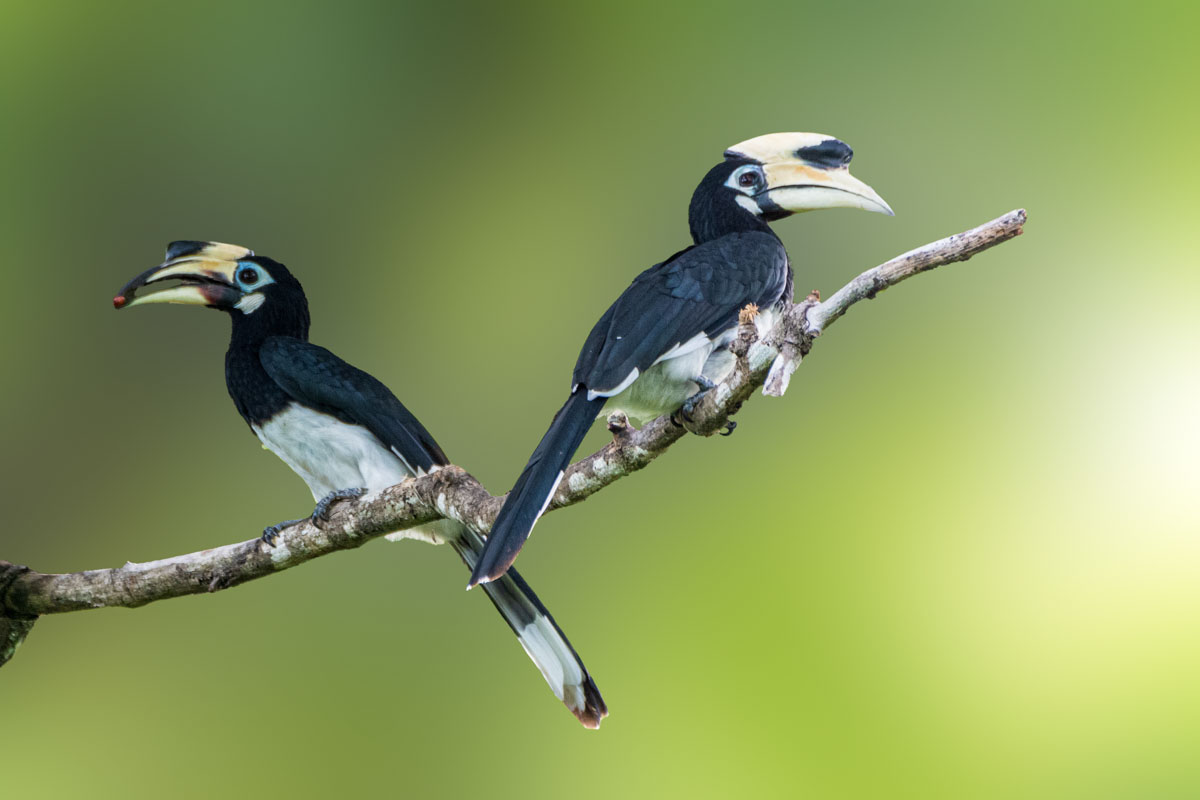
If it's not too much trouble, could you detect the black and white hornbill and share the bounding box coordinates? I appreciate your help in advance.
[469,132,893,587]
[113,242,606,728]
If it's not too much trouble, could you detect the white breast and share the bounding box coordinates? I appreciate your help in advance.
[252,403,415,502]
[599,307,780,425]
[254,404,449,547]
[602,337,718,425]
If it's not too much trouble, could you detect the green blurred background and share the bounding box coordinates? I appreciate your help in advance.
[2,1,1197,797]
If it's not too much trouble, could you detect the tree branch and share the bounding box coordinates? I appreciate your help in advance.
[0,209,1026,647]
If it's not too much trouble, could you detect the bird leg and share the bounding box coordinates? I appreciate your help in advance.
[260,487,367,547]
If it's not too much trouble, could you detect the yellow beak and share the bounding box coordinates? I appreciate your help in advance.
[762,161,894,216]
[114,243,250,310]
[726,132,894,217]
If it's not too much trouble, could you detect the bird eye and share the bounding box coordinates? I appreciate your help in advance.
[237,266,259,285]
[729,166,763,192]
[738,170,760,188]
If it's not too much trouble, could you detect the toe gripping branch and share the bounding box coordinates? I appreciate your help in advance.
[671,301,765,435]
[261,518,305,548]
[677,376,718,424]
[312,487,368,525]
[261,487,368,547]
[670,375,736,435]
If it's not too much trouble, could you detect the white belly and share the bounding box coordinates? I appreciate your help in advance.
[603,346,712,425]
[253,403,447,545]
[253,404,413,500]
[601,308,776,425]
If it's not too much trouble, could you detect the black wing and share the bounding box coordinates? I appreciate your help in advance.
[259,337,449,473]
[572,231,789,394]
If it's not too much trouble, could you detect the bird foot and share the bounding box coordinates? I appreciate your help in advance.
[720,420,737,436]
[311,487,368,528]
[261,487,368,546]
[261,519,305,548]
[671,376,719,432]
[681,376,717,419]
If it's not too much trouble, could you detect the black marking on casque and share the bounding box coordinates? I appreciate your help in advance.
[796,139,853,169]
[165,241,211,260]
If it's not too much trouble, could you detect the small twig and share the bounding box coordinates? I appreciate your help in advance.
[0,209,1026,635]
[809,208,1026,334]
[763,208,1026,396]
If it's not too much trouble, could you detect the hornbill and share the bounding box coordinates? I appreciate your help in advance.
[113,242,606,728]
[469,132,893,588]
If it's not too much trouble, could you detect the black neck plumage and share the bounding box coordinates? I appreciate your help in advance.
[224,293,311,427]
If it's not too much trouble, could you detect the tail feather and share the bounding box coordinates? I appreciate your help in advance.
[453,526,607,728]
[470,391,604,586]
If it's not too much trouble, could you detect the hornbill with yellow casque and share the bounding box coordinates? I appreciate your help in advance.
[469,132,893,588]
[114,242,607,728]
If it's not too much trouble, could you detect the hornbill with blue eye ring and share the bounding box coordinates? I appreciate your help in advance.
[469,132,893,588]
[114,242,607,728]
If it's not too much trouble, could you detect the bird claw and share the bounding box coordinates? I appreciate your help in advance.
[679,376,717,421]
[720,421,737,436]
[261,487,368,546]
[261,519,304,548]
[670,376,720,432]
[311,487,367,528]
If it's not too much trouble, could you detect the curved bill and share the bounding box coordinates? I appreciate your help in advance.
[114,244,250,310]
[761,161,894,216]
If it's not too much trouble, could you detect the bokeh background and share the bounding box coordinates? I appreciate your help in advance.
[2,1,1197,797]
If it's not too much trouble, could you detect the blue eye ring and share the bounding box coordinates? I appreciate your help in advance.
[236,265,260,285]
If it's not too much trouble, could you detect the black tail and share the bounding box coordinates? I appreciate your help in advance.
[452,526,607,728]
[470,390,604,587]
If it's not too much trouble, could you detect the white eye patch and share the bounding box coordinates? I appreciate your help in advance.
[235,293,266,314]
[734,195,762,215]
[232,260,276,314]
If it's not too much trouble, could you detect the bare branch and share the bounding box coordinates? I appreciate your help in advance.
[0,209,1026,638]
[2,466,476,615]
[809,208,1027,334]
[764,208,1027,396]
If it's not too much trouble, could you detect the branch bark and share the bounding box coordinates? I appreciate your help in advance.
[0,209,1026,644]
